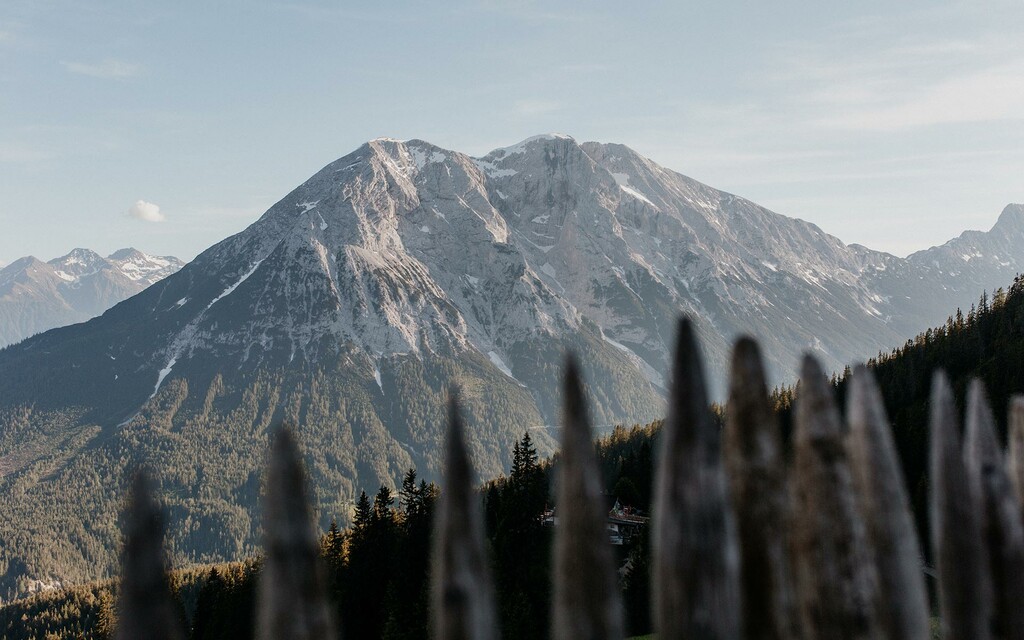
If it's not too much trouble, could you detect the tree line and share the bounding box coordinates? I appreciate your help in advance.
[1,426,659,639]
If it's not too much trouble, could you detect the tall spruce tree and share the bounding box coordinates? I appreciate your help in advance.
[490,431,552,639]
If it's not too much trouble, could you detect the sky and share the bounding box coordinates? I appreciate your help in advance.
[1,0,1022,265]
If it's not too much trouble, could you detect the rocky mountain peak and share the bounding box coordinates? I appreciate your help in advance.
[49,248,107,280]
[108,247,144,261]
[105,249,183,283]
[994,203,1024,232]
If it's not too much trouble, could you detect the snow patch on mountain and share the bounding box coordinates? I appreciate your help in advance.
[472,158,518,178]
[409,146,447,170]
[487,350,516,380]
[205,260,264,311]
[151,357,177,398]
[610,172,657,208]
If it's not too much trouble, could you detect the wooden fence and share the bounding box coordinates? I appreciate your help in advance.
[112,318,1024,639]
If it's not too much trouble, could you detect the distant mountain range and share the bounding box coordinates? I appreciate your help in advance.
[0,248,184,347]
[0,133,1020,599]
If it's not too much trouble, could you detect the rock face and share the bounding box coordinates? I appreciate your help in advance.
[0,248,183,347]
[0,134,1021,598]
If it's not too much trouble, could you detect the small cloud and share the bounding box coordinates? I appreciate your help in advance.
[514,99,561,116]
[62,59,141,79]
[128,200,165,223]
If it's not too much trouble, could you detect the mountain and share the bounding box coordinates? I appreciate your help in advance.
[0,248,184,347]
[0,134,1020,599]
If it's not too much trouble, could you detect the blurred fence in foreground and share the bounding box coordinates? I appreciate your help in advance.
[114,318,1024,640]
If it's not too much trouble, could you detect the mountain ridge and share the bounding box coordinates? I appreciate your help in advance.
[0,248,184,347]
[0,133,1021,598]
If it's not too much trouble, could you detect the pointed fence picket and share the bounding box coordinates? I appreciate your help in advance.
[111,318,1024,640]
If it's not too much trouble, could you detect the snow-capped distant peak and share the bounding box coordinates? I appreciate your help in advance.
[47,249,106,281]
[107,248,184,284]
[0,247,185,346]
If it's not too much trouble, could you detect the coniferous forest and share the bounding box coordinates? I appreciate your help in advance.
[0,426,657,639]
[6,274,1024,638]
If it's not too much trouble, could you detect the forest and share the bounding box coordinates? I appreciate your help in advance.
[0,426,657,639]
[6,273,1024,638]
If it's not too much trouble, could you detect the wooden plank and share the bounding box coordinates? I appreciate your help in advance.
[963,380,1024,640]
[930,373,991,640]
[723,337,799,640]
[430,392,498,640]
[552,358,625,639]
[846,366,929,640]
[791,356,880,640]
[1008,395,1024,513]
[653,318,740,640]
[114,472,185,640]
[257,429,336,640]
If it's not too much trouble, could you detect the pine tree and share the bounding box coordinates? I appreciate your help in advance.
[399,469,421,522]
[491,431,552,639]
[372,485,395,525]
[192,568,223,640]
[382,472,438,640]
[352,490,371,543]
[95,589,116,640]
[324,519,344,569]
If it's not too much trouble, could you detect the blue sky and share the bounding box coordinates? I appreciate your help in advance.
[1,0,1022,264]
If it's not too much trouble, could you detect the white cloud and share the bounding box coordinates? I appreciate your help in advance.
[128,200,165,222]
[62,59,140,79]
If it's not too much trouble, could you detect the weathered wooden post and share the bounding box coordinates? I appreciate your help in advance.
[430,392,498,640]
[930,373,992,640]
[1008,395,1024,513]
[257,428,336,640]
[653,319,741,639]
[723,337,799,640]
[113,471,185,640]
[846,365,929,640]
[791,355,880,640]
[552,357,625,640]
[963,380,1024,640]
